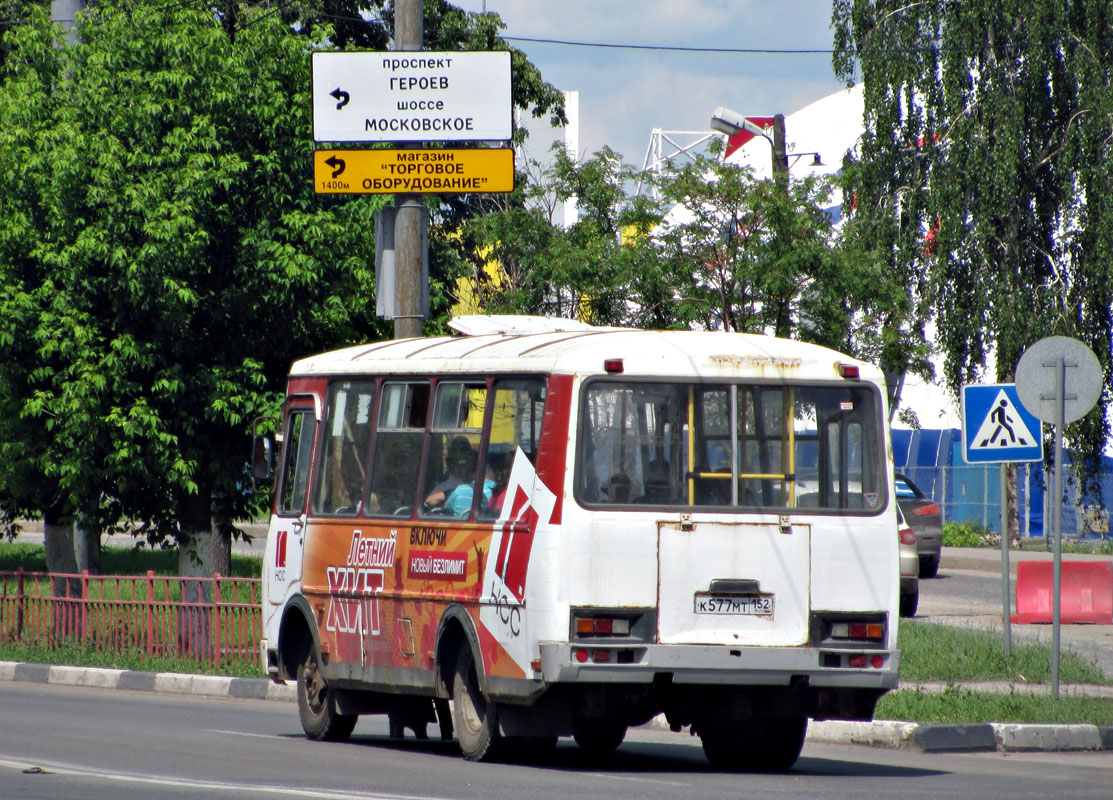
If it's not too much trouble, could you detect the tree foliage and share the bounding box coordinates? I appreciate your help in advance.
[0,2,388,550]
[0,0,48,73]
[456,142,912,371]
[832,0,1113,468]
[655,150,908,363]
[0,0,569,570]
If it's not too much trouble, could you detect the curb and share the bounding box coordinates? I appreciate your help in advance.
[648,715,1113,753]
[3,660,1109,753]
[0,660,296,703]
[806,718,1113,753]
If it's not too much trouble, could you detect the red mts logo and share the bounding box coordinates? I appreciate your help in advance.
[275,530,287,569]
[494,485,537,602]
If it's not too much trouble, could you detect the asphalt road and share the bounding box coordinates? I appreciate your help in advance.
[2,681,1112,800]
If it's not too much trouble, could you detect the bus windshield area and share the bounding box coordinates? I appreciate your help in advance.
[576,380,884,512]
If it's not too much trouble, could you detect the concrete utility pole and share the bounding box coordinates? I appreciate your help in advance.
[392,0,426,340]
[51,0,83,44]
[771,113,789,188]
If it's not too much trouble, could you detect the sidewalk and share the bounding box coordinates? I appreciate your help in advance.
[8,521,269,556]
[943,543,1113,576]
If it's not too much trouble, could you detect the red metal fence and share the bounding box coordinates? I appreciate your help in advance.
[0,569,262,670]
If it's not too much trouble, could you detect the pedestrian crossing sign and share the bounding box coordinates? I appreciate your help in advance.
[961,383,1043,463]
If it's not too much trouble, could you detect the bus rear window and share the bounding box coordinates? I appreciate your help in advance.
[576,381,884,512]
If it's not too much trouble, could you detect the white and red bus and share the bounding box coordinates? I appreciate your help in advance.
[257,316,900,770]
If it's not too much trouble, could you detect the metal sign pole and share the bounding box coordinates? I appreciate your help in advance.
[1000,462,1011,656]
[960,382,1043,659]
[1015,336,1102,702]
[1051,355,1064,699]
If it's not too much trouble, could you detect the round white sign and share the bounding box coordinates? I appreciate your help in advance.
[1015,336,1102,424]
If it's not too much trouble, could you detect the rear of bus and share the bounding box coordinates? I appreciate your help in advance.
[545,337,898,769]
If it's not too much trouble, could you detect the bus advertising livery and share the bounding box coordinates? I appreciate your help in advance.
[256,316,900,770]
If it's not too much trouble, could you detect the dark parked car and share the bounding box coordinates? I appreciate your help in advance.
[895,472,943,578]
[898,507,919,618]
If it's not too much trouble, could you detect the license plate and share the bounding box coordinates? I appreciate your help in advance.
[694,595,774,616]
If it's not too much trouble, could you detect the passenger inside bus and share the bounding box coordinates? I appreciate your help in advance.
[483,451,512,516]
[444,455,497,516]
[424,436,475,509]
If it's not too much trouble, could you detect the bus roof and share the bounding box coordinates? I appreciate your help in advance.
[289,316,882,383]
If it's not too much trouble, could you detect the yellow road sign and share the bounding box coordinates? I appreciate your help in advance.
[314,148,514,194]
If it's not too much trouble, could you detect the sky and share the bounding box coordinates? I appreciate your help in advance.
[451,0,848,169]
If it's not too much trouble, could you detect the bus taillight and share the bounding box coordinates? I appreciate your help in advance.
[575,615,632,637]
[830,621,885,641]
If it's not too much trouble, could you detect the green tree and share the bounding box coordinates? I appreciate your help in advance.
[654,149,908,363]
[832,1,1113,467]
[457,142,914,374]
[0,0,568,581]
[0,3,388,577]
[457,145,663,325]
[1,1,49,72]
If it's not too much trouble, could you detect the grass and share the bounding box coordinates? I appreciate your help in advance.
[877,686,1113,725]
[0,541,264,677]
[876,620,1113,724]
[0,639,265,678]
[898,619,1109,685]
[0,542,262,578]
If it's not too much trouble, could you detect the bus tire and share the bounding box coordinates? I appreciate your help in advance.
[452,647,502,761]
[700,715,806,771]
[296,647,357,742]
[573,718,627,755]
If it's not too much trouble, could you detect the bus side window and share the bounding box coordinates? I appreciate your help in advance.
[477,378,546,521]
[368,382,429,517]
[312,381,375,517]
[422,382,487,518]
[278,410,315,516]
[578,382,682,507]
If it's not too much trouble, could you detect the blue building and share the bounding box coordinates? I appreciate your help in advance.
[892,428,1112,540]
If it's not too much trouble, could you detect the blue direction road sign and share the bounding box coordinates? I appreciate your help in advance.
[961,384,1043,463]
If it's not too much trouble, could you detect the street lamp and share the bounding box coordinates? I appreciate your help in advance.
[710,106,823,185]
[710,106,772,138]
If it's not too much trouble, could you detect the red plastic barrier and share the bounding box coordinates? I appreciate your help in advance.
[1011,560,1113,625]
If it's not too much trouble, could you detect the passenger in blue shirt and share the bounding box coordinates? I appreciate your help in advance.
[445,472,496,516]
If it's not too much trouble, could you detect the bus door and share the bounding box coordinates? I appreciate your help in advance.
[657,384,811,647]
[265,403,317,606]
[657,519,810,646]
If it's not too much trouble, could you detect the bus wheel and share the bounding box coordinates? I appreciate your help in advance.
[573,718,627,755]
[700,715,806,772]
[296,648,357,742]
[452,648,501,761]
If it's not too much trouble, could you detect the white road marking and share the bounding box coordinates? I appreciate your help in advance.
[206,728,281,740]
[0,756,441,800]
[583,771,690,787]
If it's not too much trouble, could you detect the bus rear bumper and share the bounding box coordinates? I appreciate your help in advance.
[538,642,900,690]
